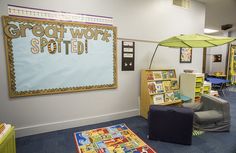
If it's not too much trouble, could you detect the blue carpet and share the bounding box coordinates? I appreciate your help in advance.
[16,89,236,153]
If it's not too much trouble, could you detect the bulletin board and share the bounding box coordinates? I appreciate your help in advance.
[2,16,117,97]
[121,41,135,71]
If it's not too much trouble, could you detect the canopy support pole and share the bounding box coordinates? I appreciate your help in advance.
[149,43,159,69]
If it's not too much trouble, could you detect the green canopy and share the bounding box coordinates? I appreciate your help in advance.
[149,34,236,69]
[159,34,236,48]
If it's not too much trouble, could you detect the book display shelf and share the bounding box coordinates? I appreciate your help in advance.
[140,69,182,119]
[229,45,236,84]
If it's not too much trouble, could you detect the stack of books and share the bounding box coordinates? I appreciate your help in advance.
[0,122,11,141]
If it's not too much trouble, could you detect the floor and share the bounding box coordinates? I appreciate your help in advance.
[16,89,236,153]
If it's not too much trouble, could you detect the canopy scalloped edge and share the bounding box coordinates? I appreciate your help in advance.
[159,34,236,48]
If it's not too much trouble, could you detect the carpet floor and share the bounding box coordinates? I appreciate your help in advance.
[16,89,236,153]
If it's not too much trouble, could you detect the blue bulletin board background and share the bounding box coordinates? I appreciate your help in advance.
[2,16,117,97]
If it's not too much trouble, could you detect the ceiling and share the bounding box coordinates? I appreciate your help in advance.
[196,0,236,32]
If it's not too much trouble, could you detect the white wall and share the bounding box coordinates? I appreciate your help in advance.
[205,45,228,74]
[203,0,236,31]
[205,31,228,74]
[0,0,205,137]
[232,31,236,36]
[231,31,236,43]
[205,31,236,74]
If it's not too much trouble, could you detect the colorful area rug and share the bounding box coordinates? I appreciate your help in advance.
[74,123,156,153]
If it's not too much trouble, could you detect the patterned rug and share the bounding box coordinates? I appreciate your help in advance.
[74,123,156,153]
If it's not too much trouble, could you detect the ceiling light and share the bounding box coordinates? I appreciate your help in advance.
[204,28,219,34]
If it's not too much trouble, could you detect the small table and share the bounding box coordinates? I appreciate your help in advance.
[208,74,226,79]
[206,77,230,96]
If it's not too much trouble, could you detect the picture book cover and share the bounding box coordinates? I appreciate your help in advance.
[168,70,176,78]
[155,81,164,93]
[173,90,181,100]
[146,71,154,80]
[153,94,164,104]
[147,82,157,94]
[162,81,171,92]
[153,71,163,80]
[171,80,179,90]
[161,71,169,79]
[165,92,175,102]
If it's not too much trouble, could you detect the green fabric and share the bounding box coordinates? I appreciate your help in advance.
[192,130,204,136]
[159,34,236,48]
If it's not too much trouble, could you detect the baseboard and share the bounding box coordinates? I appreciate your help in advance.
[15,109,139,138]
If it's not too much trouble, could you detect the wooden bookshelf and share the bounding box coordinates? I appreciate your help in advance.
[140,69,182,119]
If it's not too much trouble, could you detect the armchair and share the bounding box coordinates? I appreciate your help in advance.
[193,94,230,132]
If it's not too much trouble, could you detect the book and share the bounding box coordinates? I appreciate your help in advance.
[0,124,11,140]
[171,80,178,90]
[168,70,176,78]
[165,92,175,102]
[173,90,181,100]
[153,94,164,104]
[146,71,154,80]
[147,82,157,94]
[0,123,4,128]
[0,123,5,134]
[161,71,169,79]
[155,81,164,93]
[162,81,171,92]
[153,71,163,80]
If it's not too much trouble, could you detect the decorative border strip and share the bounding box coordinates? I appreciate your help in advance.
[8,4,113,25]
[2,16,117,97]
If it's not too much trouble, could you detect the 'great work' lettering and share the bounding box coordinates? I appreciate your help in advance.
[4,24,111,42]
[4,22,112,55]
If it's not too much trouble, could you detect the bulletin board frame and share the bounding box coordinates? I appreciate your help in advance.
[2,16,117,97]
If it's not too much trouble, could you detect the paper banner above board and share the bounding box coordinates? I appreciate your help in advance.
[2,16,117,97]
[8,4,113,25]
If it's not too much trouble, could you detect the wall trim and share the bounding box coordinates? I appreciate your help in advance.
[15,109,139,138]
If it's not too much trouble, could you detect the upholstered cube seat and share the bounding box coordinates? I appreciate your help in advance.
[148,105,194,145]
[194,110,223,124]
